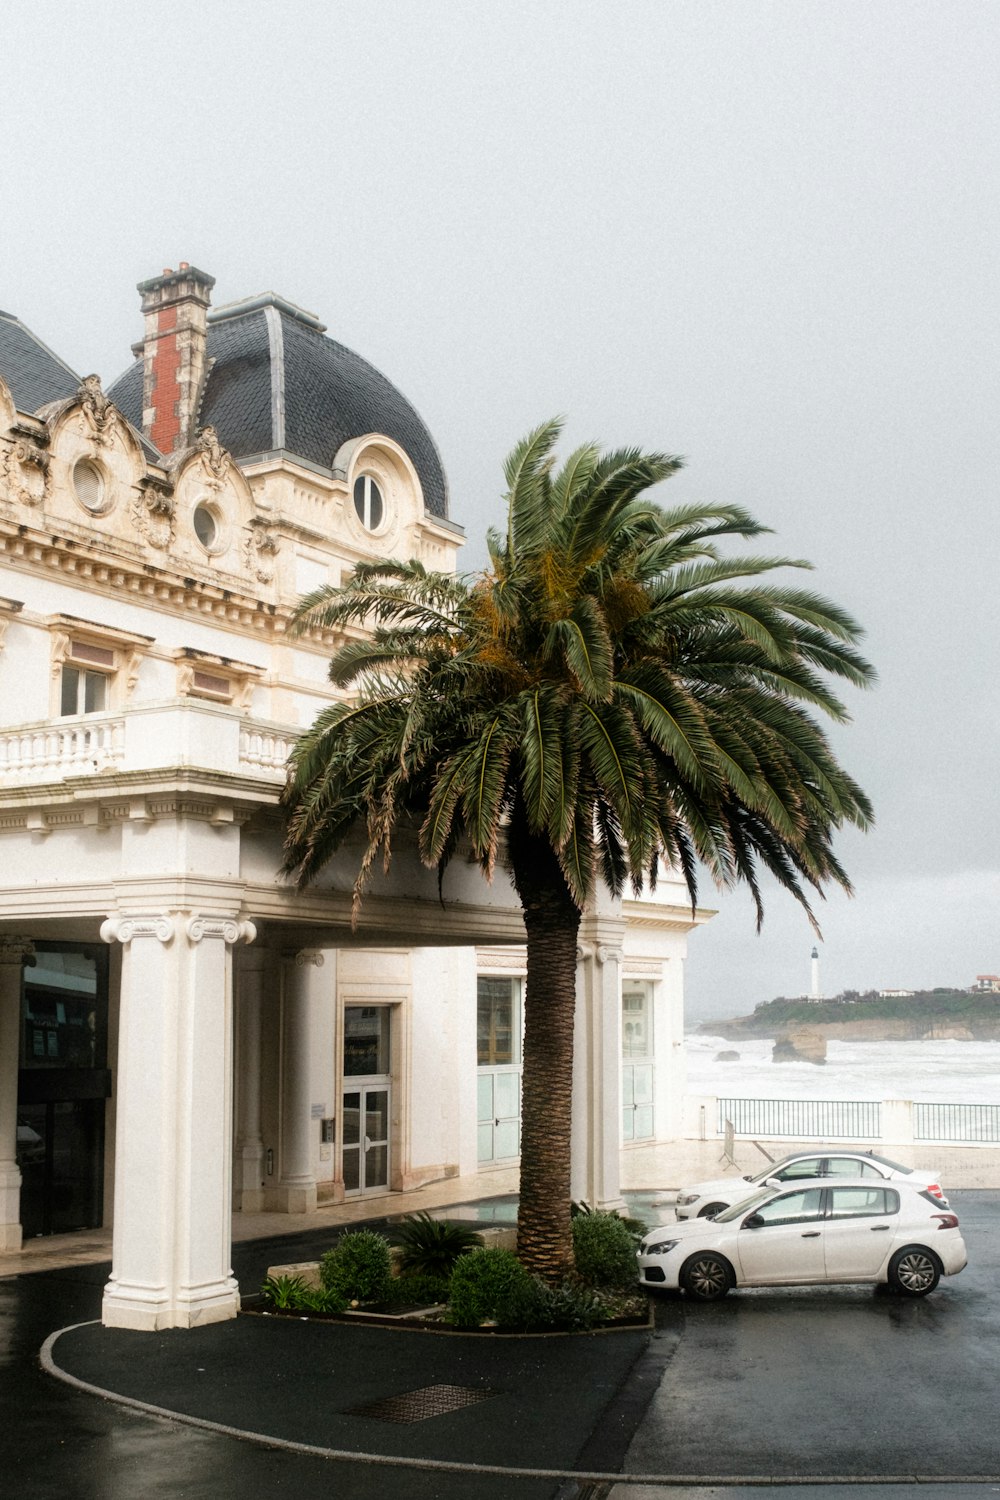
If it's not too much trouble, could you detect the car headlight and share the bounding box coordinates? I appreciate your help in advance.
[641,1238,679,1256]
[676,1193,700,1207]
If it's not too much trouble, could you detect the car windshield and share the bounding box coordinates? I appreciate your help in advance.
[713,1187,774,1223]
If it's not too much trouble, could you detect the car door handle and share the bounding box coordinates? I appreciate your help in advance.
[801,1231,821,1238]
[870,1224,890,1231]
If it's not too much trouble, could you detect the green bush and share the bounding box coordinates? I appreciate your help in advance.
[260,1273,309,1309]
[448,1247,530,1328]
[386,1211,484,1277]
[320,1229,392,1303]
[572,1210,639,1291]
[259,1274,347,1314]
[495,1275,605,1332]
[381,1271,451,1306]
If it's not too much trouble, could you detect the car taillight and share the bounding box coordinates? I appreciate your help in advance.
[932,1213,959,1230]
[927,1183,945,1200]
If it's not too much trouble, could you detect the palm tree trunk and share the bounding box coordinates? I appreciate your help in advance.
[509,810,582,1282]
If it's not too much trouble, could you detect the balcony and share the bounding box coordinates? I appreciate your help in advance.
[0,705,299,788]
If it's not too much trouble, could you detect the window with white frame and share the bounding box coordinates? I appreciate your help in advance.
[476,975,522,1164]
[59,640,115,716]
[622,981,655,1142]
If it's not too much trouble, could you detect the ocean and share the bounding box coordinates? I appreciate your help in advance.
[686,1031,1000,1105]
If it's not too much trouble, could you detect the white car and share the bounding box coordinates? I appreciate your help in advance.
[673,1150,946,1220]
[638,1177,966,1300]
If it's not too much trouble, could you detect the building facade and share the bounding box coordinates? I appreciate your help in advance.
[0,267,710,1330]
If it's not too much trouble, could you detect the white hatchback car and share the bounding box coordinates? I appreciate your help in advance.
[673,1150,946,1220]
[637,1177,966,1300]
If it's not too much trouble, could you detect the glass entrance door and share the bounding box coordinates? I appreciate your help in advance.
[341,1086,389,1193]
[341,1006,391,1194]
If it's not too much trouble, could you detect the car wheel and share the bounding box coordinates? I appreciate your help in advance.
[698,1201,727,1218]
[680,1252,733,1301]
[888,1246,941,1297]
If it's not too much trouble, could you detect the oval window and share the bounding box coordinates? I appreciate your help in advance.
[353,474,384,530]
[193,503,220,549]
[73,458,106,512]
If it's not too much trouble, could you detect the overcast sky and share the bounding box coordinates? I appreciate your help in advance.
[5,2,999,1018]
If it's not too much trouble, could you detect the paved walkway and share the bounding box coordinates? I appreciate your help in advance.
[3,1191,999,1498]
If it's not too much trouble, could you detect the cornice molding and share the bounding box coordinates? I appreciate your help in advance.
[0,519,339,649]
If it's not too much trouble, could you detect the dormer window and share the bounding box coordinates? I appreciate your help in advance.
[72,458,110,514]
[353,474,384,531]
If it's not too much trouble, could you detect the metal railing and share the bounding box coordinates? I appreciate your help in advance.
[717,1097,882,1140]
[914,1103,1000,1143]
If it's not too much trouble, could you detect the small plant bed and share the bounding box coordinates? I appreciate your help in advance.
[249,1210,651,1334]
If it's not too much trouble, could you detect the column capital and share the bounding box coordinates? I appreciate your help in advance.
[576,941,623,967]
[101,915,175,946]
[288,949,324,968]
[187,916,257,947]
[0,937,34,967]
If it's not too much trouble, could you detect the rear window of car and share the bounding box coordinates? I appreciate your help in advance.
[828,1157,882,1179]
[828,1187,899,1219]
[866,1153,911,1174]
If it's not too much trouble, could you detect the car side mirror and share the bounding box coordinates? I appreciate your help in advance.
[742,1174,753,1181]
[764,1177,782,1189]
[743,1213,765,1229]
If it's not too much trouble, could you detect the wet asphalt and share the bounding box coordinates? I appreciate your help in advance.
[1,1192,998,1499]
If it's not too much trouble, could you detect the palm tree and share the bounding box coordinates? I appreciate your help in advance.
[281,419,874,1280]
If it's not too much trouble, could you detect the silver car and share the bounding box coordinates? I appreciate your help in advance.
[638,1177,966,1299]
[673,1150,947,1220]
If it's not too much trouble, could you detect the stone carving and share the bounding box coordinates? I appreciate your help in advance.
[244,518,279,583]
[187,916,257,946]
[196,425,231,487]
[131,479,176,550]
[77,374,118,447]
[2,438,49,507]
[100,914,176,945]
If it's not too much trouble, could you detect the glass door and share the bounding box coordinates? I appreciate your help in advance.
[341,1087,389,1193]
[341,1007,391,1194]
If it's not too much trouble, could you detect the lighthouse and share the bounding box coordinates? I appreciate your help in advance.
[810,946,821,1001]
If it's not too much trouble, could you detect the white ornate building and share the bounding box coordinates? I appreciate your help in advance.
[0,266,711,1329]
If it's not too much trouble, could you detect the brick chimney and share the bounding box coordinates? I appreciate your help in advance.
[134,262,215,454]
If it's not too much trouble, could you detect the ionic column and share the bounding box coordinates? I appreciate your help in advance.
[272,949,321,1214]
[0,939,32,1252]
[100,912,255,1330]
[571,922,627,1213]
[234,947,269,1213]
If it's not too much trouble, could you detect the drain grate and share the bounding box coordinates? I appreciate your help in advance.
[346,1382,499,1424]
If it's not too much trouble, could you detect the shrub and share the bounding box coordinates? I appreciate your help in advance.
[259,1275,347,1314]
[380,1271,451,1307]
[448,1247,530,1328]
[260,1273,309,1310]
[495,1275,605,1332]
[386,1211,484,1277]
[572,1210,639,1291]
[573,1199,647,1242]
[320,1229,392,1303]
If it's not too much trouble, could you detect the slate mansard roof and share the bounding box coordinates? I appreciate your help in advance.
[0,310,81,413]
[108,294,450,518]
